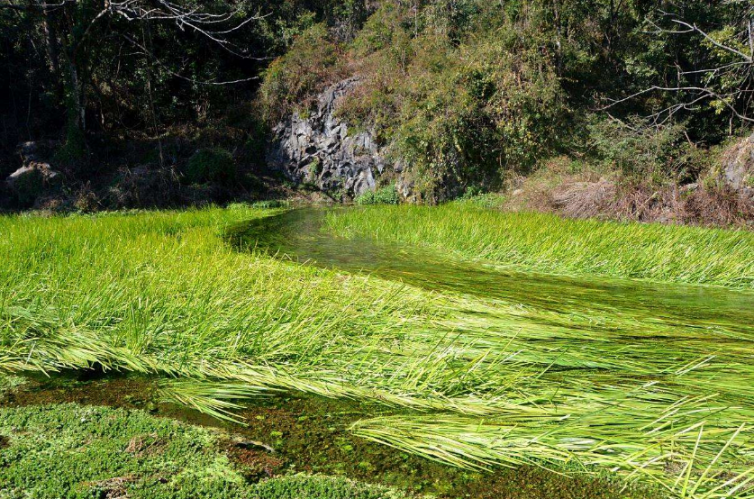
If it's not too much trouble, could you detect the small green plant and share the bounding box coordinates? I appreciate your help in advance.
[251,199,289,209]
[185,148,237,184]
[307,158,322,184]
[355,185,399,205]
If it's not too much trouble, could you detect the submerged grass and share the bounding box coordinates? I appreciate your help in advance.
[0,206,753,498]
[325,205,754,289]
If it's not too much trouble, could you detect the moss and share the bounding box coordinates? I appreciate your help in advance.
[0,374,26,395]
[253,474,413,499]
[0,403,417,499]
[0,404,247,498]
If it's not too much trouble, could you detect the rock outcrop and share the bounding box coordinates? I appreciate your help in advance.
[267,78,389,198]
[722,132,754,195]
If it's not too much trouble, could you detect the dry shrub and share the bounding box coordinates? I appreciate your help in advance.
[681,185,754,226]
[105,166,182,210]
[505,157,754,227]
[551,179,618,219]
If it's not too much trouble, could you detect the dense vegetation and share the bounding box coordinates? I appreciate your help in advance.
[259,0,753,201]
[1,0,752,211]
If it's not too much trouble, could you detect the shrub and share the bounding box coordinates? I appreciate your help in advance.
[185,148,237,185]
[339,3,567,202]
[355,185,399,205]
[588,117,691,181]
[258,24,342,124]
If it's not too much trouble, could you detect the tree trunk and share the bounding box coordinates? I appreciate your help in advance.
[66,57,85,133]
[41,10,60,76]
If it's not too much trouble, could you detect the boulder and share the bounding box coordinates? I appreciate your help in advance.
[267,78,389,198]
[6,161,61,206]
[5,141,62,206]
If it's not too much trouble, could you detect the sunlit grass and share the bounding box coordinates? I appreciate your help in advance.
[325,204,754,289]
[0,206,752,498]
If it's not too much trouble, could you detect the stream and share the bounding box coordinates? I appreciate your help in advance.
[229,208,754,340]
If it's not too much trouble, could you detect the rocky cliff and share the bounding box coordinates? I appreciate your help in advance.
[267,78,389,198]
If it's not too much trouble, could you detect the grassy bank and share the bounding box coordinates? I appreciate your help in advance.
[1,206,753,498]
[325,204,754,289]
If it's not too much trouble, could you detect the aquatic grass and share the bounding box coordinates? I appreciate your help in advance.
[325,205,754,289]
[1,206,753,498]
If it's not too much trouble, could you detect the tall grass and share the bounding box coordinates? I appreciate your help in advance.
[0,206,752,498]
[326,205,754,289]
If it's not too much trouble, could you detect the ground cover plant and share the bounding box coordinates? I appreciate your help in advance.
[0,376,414,499]
[0,205,752,498]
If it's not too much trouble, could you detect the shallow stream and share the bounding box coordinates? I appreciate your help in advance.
[230,208,754,340]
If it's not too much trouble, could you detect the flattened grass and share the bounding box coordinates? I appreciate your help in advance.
[1,206,753,498]
[325,205,754,289]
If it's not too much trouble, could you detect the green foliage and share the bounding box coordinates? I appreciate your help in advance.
[355,185,399,205]
[253,474,410,499]
[589,117,691,181]
[0,374,25,394]
[336,2,568,201]
[185,148,237,185]
[258,24,341,124]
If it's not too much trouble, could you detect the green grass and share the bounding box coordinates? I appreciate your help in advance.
[0,206,752,498]
[355,186,400,206]
[0,401,413,498]
[325,204,754,289]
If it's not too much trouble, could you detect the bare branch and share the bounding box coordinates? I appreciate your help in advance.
[602,86,754,123]
[617,9,754,123]
[121,34,259,86]
[668,17,752,62]
[108,0,268,60]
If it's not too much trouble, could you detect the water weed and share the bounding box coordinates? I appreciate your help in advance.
[1,206,752,498]
[326,205,754,289]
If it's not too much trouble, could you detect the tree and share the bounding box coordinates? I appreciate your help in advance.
[0,0,261,158]
[605,2,753,127]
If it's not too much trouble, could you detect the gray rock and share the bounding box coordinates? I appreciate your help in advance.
[723,132,754,190]
[15,140,57,165]
[6,161,62,205]
[7,162,60,186]
[267,78,389,198]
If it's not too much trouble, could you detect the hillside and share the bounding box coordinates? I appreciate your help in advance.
[1,0,752,225]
